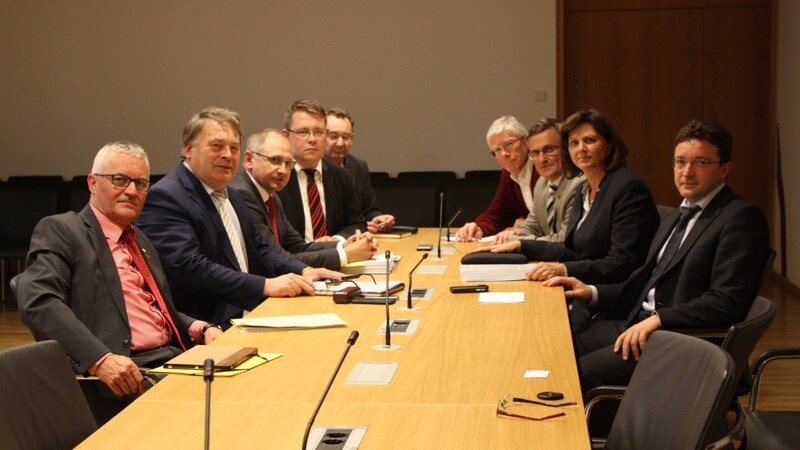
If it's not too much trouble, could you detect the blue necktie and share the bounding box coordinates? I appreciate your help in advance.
[632,205,701,318]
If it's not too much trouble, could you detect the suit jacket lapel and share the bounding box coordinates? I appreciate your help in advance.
[665,187,731,272]
[564,179,586,239]
[80,206,130,324]
[177,163,240,269]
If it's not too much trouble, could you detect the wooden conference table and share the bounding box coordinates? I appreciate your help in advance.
[78,229,589,449]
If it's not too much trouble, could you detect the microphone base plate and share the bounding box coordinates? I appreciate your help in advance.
[372,344,402,351]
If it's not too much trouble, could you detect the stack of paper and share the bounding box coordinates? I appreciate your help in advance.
[230,313,346,332]
[459,264,535,282]
[341,253,402,275]
[313,280,405,296]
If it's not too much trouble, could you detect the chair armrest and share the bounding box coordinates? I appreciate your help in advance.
[584,386,626,421]
[666,328,728,340]
[749,347,800,411]
[704,398,745,450]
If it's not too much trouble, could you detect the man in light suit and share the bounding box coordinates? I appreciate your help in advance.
[494,118,584,244]
[137,107,340,326]
[544,120,770,392]
[230,128,376,269]
[17,142,222,425]
[324,107,396,233]
[278,100,366,242]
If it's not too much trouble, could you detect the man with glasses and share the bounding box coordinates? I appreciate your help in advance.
[137,107,342,327]
[278,99,366,242]
[17,142,222,425]
[494,119,584,244]
[231,128,376,269]
[325,107,396,233]
[455,116,540,241]
[544,120,770,393]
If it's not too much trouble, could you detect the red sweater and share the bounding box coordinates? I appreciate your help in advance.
[473,168,538,236]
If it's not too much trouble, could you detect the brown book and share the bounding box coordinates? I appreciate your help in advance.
[163,345,258,371]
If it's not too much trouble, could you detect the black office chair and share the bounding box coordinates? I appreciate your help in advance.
[0,182,61,303]
[373,178,441,227]
[584,331,742,450]
[369,171,390,186]
[464,170,501,182]
[0,341,98,449]
[745,347,800,449]
[443,178,498,228]
[655,204,675,220]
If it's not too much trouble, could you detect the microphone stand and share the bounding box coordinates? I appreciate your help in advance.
[437,192,444,259]
[401,252,428,311]
[374,251,400,351]
[203,358,214,450]
[446,207,463,243]
[302,331,359,450]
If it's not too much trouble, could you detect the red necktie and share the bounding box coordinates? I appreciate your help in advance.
[265,196,280,240]
[122,229,187,351]
[303,168,327,239]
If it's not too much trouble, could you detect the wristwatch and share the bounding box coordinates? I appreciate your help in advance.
[201,323,223,342]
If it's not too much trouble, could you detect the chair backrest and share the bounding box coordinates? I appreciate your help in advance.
[443,178,497,227]
[721,296,777,385]
[656,204,676,220]
[9,273,20,301]
[754,248,776,297]
[0,341,97,449]
[606,331,737,450]
[373,178,441,227]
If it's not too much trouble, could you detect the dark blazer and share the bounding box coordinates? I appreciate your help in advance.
[229,171,342,269]
[597,185,770,328]
[278,159,366,240]
[16,206,194,375]
[343,154,382,221]
[520,166,659,284]
[137,163,307,325]
[473,161,539,236]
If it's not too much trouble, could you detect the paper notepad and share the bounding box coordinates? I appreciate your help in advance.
[230,313,346,332]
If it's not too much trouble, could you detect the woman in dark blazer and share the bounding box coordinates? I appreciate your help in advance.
[472,110,659,285]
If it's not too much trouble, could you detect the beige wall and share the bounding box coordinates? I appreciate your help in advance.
[777,0,800,285]
[0,0,556,179]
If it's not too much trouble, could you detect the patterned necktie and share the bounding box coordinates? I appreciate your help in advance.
[121,229,186,351]
[634,205,702,314]
[211,191,248,272]
[265,196,280,240]
[303,168,328,239]
[546,183,558,232]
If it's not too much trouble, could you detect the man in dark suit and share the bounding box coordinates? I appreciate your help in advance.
[277,100,366,242]
[544,120,770,391]
[17,141,222,425]
[230,128,376,269]
[324,107,396,233]
[137,107,341,326]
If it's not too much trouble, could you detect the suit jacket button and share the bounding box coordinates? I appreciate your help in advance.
[123,340,131,348]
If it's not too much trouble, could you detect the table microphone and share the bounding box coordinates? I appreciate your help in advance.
[203,358,214,450]
[384,250,392,347]
[446,207,463,243]
[302,331,359,450]
[437,192,444,259]
[406,252,429,310]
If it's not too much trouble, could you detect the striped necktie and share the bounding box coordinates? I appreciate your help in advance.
[546,183,558,232]
[211,191,248,272]
[303,168,328,239]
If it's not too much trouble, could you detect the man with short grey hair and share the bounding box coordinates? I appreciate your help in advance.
[18,141,221,425]
[456,115,539,241]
